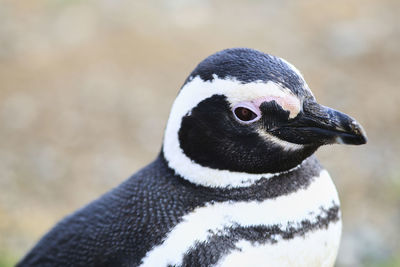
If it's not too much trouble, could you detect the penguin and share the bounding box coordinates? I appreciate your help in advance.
[18,48,367,267]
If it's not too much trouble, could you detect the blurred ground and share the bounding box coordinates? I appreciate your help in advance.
[0,0,399,266]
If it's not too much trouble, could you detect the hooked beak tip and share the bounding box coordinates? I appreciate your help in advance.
[330,117,367,145]
[339,120,367,145]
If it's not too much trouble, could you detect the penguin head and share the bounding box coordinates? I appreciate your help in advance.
[163,48,367,187]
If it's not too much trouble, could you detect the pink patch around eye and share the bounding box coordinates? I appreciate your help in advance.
[252,95,300,119]
[232,102,262,124]
[232,95,301,123]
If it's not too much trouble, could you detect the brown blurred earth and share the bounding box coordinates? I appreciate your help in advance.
[0,0,399,266]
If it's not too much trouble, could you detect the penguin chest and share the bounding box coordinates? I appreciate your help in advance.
[140,170,341,267]
[217,171,342,267]
[218,218,342,267]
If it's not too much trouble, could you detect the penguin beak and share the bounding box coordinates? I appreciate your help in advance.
[270,99,368,146]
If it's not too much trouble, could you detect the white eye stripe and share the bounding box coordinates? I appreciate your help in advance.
[224,82,295,107]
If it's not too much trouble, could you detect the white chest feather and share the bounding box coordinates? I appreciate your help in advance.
[140,170,341,267]
[218,222,341,267]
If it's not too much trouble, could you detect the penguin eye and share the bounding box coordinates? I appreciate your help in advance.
[233,106,260,123]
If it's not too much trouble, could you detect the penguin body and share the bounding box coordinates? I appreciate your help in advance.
[18,48,366,267]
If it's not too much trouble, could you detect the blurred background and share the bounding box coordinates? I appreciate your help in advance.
[0,0,399,266]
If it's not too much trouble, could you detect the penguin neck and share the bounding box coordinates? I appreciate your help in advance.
[159,149,319,190]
